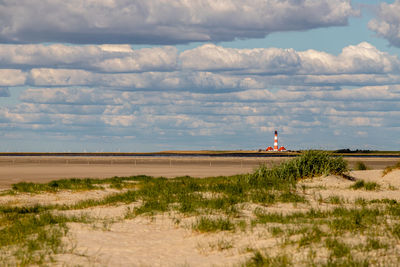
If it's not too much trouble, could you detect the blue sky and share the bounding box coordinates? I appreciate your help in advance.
[1,0,400,152]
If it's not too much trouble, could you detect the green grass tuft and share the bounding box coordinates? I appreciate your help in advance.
[298,226,324,247]
[328,196,344,205]
[355,161,368,170]
[391,224,400,239]
[249,150,348,191]
[0,208,90,266]
[325,237,350,258]
[246,251,291,267]
[192,216,234,232]
[350,180,380,191]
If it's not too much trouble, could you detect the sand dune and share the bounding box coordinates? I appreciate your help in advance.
[1,169,400,266]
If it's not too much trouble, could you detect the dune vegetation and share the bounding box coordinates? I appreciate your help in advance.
[1,151,400,266]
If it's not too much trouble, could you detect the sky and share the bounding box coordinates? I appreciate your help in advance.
[1,0,400,152]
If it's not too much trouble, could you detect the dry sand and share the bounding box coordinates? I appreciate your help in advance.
[0,156,284,189]
[1,168,400,266]
[0,156,398,189]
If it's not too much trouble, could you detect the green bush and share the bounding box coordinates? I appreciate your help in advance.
[250,151,348,189]
[355,161,367,170]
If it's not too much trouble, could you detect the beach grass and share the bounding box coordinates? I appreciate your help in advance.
[350,180,380,191]
[0,207,90,266]
[192,216,235,232]
[382,160,400,177]
[4,151,400,266]
[246,251,292,267]
[355,161,368,170]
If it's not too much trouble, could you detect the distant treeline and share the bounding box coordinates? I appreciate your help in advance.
[334,149,400,154]
[335,149,374,153]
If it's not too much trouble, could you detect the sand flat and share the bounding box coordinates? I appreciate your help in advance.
[0,156,398,189]
[0,156,284,189]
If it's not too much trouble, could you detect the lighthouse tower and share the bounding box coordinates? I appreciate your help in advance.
[273,130,278,151]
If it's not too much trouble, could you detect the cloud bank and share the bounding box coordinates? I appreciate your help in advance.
[0,0,356,44]
[1,42,399,89]
[1,42,400,150]
[369,0,400,47]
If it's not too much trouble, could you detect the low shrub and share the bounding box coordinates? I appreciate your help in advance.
[355,161,368,170]
[249,151,348,190]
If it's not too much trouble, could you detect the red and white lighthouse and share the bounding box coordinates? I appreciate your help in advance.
[266,130,287,152]
[273,130,278,151]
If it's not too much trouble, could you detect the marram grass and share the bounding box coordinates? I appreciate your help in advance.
[2,151,360,266]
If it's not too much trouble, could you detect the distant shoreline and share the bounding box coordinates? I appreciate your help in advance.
[0,151,400,158]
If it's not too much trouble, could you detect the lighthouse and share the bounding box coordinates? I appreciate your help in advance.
[273,130,278,151]
[266,130,287,152]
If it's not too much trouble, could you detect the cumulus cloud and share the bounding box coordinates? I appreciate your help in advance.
[180,44,302,74]
[26,69,259,92]
[369,0,400,47]
[2,82,399,150]
[0,69,26,86]
[19,88,120,105]
[0,0,356,44]
[181,42,400,74]
[2,42,400,150]
[0,42,392,91]
[0,44,178,72]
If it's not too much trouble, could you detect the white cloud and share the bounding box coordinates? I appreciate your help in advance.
[0,42,396,92]
[26,69,257,91]
[19,88,120,105]
[181,42,400,75]
[369,0,400,47]
[2,42,400,150]
[0,0,356,44]
[0,69,26,86]
[4,43,392,91]
[28,69,94,86]
[180,44,302,74]
[2,82,399,150]
[329,116,383,127]
[0,44,178,72]
[13,103,107,115]
[94,46,178,72]
[6,42,396,79]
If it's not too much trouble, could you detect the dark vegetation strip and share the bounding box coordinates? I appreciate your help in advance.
[12,175,151,193]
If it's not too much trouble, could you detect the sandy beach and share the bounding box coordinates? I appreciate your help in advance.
[0,156,398,189]
[0,168,400,266]
[1,154,400,266]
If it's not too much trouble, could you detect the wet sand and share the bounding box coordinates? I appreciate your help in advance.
[0,156,398,189]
